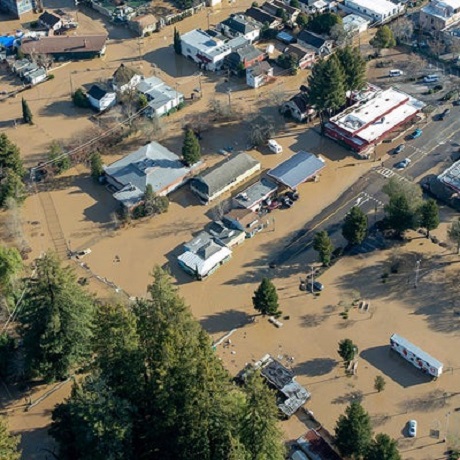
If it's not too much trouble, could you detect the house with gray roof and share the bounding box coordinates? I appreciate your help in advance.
[225,44,266,72]
[178,231,232,280]
[297,30,333,56]
[104,141,199,209]
[190,152,261,203]
[219,14,261,43]
[208,221,246,247]
[136,76,184,117]
[268,151,326,189]
[233,178,278,211]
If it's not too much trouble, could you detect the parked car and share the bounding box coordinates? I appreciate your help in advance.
[424,74,439,83]
[389,69,404,77]
[306,281,324,292]
[409,128,422,139]
[408,420,417,437]
[439,108,451,120]
[394,144,405,154]
[286,191,299,201]
[266,199,280,212]
[453,99,460,106]
[394,158,411,170]
[280,196,293,208]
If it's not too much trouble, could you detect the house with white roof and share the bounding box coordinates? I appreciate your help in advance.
[343,0,404,23]
[104,141,200,209]
[180,29,232,71]
[136,76,184,117]
[324,87,425,154]
[343,14,370,35]
[177,231,232,280]
[420,0,460,32]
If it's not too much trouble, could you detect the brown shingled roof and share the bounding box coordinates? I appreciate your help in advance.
[21,35,107,55]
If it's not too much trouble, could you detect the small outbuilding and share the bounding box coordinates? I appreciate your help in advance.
[87,84,116,112]
[268,151,325,189]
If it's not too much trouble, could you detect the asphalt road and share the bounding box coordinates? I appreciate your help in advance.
[271,101,460,267]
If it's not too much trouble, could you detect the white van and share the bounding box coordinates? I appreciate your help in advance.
[424,74,439,83]
[268,139,283,154]
[389,69,404,77]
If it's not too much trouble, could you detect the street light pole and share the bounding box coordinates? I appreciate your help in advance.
[444,411,451,442]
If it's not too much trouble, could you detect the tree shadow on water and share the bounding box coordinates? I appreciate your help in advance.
[293,358,337,377]
[200,309,253,334]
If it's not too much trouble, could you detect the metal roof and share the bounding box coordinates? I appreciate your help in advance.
[104,141,193,207]
[390,334,443,370]
[268,151,326,189]
[234,178,278,209]
[192,152,260,197]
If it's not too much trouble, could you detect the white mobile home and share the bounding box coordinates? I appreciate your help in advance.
[390,333,443,378]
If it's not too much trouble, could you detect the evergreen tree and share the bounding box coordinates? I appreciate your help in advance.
[342,206,368,246]
[252,277,279,315]
[290,0,300,7]
[182,128,201,166]
[338,338,357,365]
[21,98,33,125]
[0,169,26,208]
[308,12,342,35]
[72,88,90,108]
[19,253,95,381]
[374,375,386,393]
[0,134,24,177]
[90,152,104,179]
[367,433,401,460]
[50,376,134,460]
[334,402,373,459]
[313,230,334,266]
[308,56,346,126]
[0,416,21,460]
[383,177,422,206]
[240,371,285,460]
[385,194,417,237]
[419,199,439,238]
[173,27,182,55]
[296,12,309,28]
[132,267,241,459]
[370,26,396,53]
[0,246,23,305]
[448,217,460,254]
[336,46,367,94]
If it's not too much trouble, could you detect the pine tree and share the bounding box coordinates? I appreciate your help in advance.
[342,206,368,246]
[0,169,26,208]
[313,230,334,266]
[385,194,417,237]
[173,27,182,55]
[240,371,285,460]
[308,56,346,127]
[90,152,104,179]
[336,46,367,94]
[367,433,401,460]
[19,253,95,381]
[21,98,33,125]
[338,338,357,365]
[0,246,23,303]
[252,277,279,315]
[335,402,373,458]
[0,416,21,460]
[182,128,201,166]
[0,134,24,177]
[419,199,439,238]
[370,26,396,53]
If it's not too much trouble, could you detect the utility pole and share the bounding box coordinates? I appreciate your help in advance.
[414,259,421,288]
[310,266,314,293]
[444,411,451,442]
[227,89,232,111]
[207,11,212,29]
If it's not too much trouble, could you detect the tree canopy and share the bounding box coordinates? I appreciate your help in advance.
[21,98,33,125]
[448,217,460,254]
[308,56,346,124]
[182,128,201,166]
[342,206,367,246]
[0,416,21,460]
[336,46,367,94]
[367,433,401,460]
[0,246,23,308]
[51,267,285,460]
[334,402,373,458]
[370,26,396,52]
[0,134,25,208]
[90,152,104,179]
[338,338,357,364]
[252,277,280,315]
[173,27,182,55]
[419,199,439,237]
[19,253,95,381]
[313,230,334,266]
[308,12,342,35]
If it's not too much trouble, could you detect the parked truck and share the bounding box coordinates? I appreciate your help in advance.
[390,333,443,378]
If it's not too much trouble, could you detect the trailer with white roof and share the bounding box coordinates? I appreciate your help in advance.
[390,333,443,378]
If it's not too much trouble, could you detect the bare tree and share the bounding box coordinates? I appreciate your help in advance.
[390,18,414,44]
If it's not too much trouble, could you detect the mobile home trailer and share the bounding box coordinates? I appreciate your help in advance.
[390,333,443,378]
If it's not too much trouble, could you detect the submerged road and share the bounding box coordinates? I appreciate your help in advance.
[271,102,460,267]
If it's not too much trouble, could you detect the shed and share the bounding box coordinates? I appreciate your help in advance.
[268,151,325,189]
